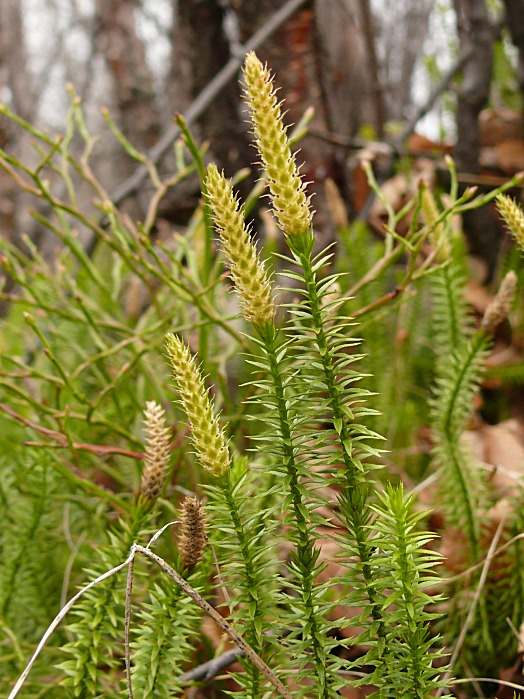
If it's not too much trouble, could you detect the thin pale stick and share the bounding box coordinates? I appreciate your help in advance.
[451,677,524,693]
[123,519,181,699]
[427,532,524,590]
[505,615,524,650]
[134,545,292,699]
[60,514,86,611]
[9,525,289,699]
[7,552,134,699]
[437,518,506,695]
[146,520,180,549]
[124,554,135,699]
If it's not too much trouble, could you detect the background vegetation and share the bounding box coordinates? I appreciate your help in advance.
[1,2,524,698]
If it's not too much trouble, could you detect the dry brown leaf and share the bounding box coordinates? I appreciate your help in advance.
[439,525,473,575]
[464,280,493,314]
[466,419,524,500]
[369,158,436,221]
[480,139,524,175]
[496,139,524,175]
[479,108,523,147]
[406,132,453,155]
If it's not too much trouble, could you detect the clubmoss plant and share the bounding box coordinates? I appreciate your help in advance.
[166,331,279,698]
[429,192,521,676]
[202,52,453,698]
[177,496,207,571]
[432,211,522,677]
[366,484,447,699]
[497,193,524,250]
[243,48,387,655]
[243,51,313,239]
[205,162,275,328]
[1,50,524,699]
[165,333,230,479]
[129,575,204,699]
[206,169,337,696]
[138,401,172,504]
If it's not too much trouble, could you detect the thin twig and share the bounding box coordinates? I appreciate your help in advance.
[437,517,506,695]
[146,520,180,549]
[124,554,135,699]
[0,401,143,459]
[178,647,245,682]
[428,532,524,590]
[505,616,523,648]
[134,545,293,699]
[351,284,405,319]
[23,440,143,459]
[396,47,474,147]
[451,677,524,693]
[7,552,135,699]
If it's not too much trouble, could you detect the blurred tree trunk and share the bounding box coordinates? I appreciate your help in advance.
[0,0,33,311]
[95,0,160,151]
[358,0,386,137]
[235,0,370,234]
[0,122,17,261]
[453,0,493,173]
[376,0,435,122]
[94,0,162,220]
[169,0,252,178]
[502,0,524,128]
[0,0,34,122]
[397,0,435,120]
[453,0,500,278]
[0,0,32,250]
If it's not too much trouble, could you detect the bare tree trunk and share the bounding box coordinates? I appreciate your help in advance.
[397,0,435,119]
[315,0,374,222]
[169,0,251,177]
[235,0,371,235]
[453,0,493,173]
[375,0,434,123]
[0,0,32,267]
[502,0,524,130]
[358,0,386,137]
[0,0,34,122]
[453,0,500,278]
[94,0,160,151]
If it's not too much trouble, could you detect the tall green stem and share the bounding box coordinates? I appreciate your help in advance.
[286,232,385,634]
[436,331,489,559]
[257,322,330,699]
[216,472,265,698]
